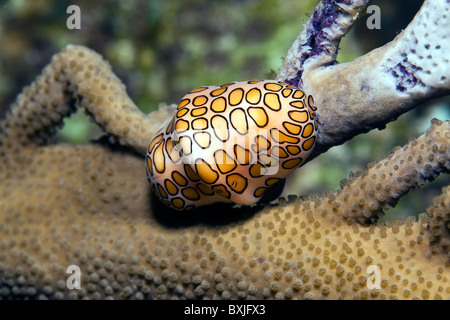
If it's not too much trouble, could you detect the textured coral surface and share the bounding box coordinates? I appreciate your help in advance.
[0,111,448,298]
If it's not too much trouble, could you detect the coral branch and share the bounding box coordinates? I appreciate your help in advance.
[0,45,175,156]
[333,119,449,224]
[277,0,370,84]
[277,0,450,159]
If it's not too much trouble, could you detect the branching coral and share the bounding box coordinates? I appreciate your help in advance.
[278,0,450,157]
[337,118,449,224]
[0,0,449,299]
[0,46,174,157]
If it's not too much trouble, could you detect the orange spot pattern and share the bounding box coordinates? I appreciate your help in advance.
[145,80,317,210]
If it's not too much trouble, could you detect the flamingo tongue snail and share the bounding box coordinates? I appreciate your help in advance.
[145,80,318,210]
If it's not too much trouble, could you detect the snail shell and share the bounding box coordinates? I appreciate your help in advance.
[145,80,317,210]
